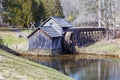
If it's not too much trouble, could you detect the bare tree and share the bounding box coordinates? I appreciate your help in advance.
[98,0,102,28]
[60,0,120,32]
[100,0,116,40]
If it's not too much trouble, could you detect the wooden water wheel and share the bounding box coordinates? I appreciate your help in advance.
[62,31,74,53]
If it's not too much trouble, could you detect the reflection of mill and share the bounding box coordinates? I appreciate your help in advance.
[60,58,120,80]
[97,59,119,80]
[63,59,99,75]
[22,55,120,80]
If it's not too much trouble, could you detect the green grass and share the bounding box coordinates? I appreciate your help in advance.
[2,34,25,45]
[86,43,117,51]
[0,31,26,45]
[0,48,72,80]
[0,29,33,46]
[0,29,34,50]
[83,40,120,54]
[0,27,28,31]
[0,31,28,50]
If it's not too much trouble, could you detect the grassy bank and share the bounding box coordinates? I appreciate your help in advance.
[0,31,25,45]
[0,46,72,80]
[78,39,120,56]
[0,27,28,31]
[0,30,29,50]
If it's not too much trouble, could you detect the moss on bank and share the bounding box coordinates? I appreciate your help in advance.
[0,48,72,80]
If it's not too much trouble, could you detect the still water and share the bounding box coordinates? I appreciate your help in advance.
[22,54,120,80]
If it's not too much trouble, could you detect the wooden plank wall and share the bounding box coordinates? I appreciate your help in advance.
[28,29,52,50]
[28,29,62,50]
[52,37,62,49]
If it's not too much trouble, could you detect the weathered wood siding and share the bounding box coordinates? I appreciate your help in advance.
[28,29,52,50]
[28,29,62,50]
[52,37,62,49]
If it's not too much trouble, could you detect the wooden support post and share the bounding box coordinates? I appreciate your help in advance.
[89,31,92,42]
[80,31,84,46]
[74,32,77,44]
[96,31,98,41]
[88,31,91,42]
[83,31,86,44]
[79,32,82,46]
[77,32,80,46]
[96,31,99,41]
[92,31,95,42]
[87,31,89,43]
[84,31,86,44]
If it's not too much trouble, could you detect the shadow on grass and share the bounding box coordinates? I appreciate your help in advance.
[81,42,96,47]
[0,44,20,56]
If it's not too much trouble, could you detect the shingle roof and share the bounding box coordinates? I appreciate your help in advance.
[27,26,62,38]
[52,17,73,27]
[40,26,62,38]
[28,16,73,38]
[40,16,73,27]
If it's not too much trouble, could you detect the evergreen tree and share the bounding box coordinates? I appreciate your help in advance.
[4,0,23,26]
[22,0,33,27]
[32,0,45,21]
[41,0,64,19]
[3,0,64,27]
[53,0,64,17]
[3,0,33,27]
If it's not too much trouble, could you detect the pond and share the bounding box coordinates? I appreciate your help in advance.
[21,54,120,80]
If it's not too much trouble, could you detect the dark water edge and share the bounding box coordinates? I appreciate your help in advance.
[21,54,120,80]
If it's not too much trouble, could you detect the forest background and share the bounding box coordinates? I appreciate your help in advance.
[1,0,120,28]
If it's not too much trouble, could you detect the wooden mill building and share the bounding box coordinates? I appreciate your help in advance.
[27,16,73,55]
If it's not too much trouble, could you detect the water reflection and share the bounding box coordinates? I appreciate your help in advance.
[22,55,120,80]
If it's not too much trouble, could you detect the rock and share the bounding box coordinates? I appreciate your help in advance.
[18,34,23,38]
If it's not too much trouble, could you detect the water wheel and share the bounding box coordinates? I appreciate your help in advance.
[62,31,74,53]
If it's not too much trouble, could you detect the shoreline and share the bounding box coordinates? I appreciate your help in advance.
[16,49,120,59]
[0,48,72,80]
